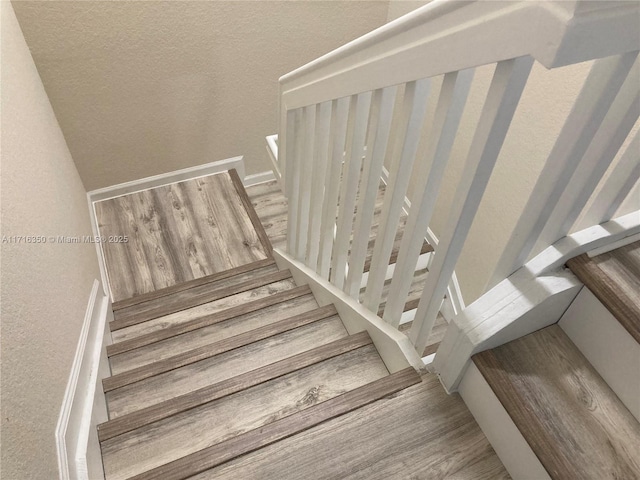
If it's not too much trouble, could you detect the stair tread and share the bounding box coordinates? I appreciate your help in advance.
[110,268,292,331]
[111,258,277,311]
[103,305,338,392]
[105,315,349,418]
[196,374,508,480]
[98,332,373,442]
[101,345,390,480]
[473,324,640,479]
[125,367,420,480]
[109,293,320,375]
[108,283,309,351]
[567,241,640,343]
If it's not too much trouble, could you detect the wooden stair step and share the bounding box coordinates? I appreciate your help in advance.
[110,268,292,331]
[196,375,508,480]
[98,332,373,442]
[567,241,640,343]
[105,315,349,418]
[109,292,320,375]
[104,305,338,392]
[124,367,420,480]
[107,284,311,356]
[101,345,391,480]
[473,325,640,479]
[111,258,277,311]
[362,237,432,274]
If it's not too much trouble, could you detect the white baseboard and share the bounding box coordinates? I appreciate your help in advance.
[86,156,246,300]
[243,170,276,187]
[459,362,550,480]
[559,287,640,421]
[56,280,112,480]
[87,156,245,203]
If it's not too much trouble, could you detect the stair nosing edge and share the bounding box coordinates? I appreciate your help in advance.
[103,303,339,393]
[97,331,373,442]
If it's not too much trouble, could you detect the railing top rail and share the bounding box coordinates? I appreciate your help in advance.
[279,0,639,110]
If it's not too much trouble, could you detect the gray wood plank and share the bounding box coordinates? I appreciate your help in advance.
[111,258,276,311]
[95,172,269,302]
[110,269,292,330]
[105,316,349,418]
[102,345,390,480]
[568,242,640,343]
[109,293,319,375]
[103,305,339,392]
[109,279,301,346]
[474,325,640,480]
[196,375,508,480]
[126,368,420,480]
[98,332,373,442]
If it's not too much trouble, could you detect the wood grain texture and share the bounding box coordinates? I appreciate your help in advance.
[102,346,390,480]
[110,269,292,330]
[474,325,640,480]
[98,332,373,442]
[103,305,338,392]
[109,293,319,375]
[95,172,269,302]
[111,258,276,311]
[196,374,509,480]
[111,278,298,343]
[567,241,640,343]
[105,316,349,418]
[126,368,420,480]
[107,284,311,355]
[228,169,273,255]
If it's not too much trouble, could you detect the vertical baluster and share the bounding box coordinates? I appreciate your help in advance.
[344,86,398,297]
[330,92,373,289]
[585,132,640,225]
[363,78,431,312]
[317,97,350,278]
[306,101,333,269]
[286,109,303,256]
[539,58,640,241]
[490,51,638,289]
[383,69,474,327]
[409,56,534,354]
[294,105,317,261]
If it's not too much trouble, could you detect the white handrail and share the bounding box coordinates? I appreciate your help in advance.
[275,0,640,362]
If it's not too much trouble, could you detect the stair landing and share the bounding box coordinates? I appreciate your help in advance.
[94,169,271,302]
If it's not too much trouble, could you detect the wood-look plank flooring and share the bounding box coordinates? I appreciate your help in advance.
[106,316,349,417]
[194,373,509,480]
[474,325,640,479]
[109,292,319,374]
[95,171,270,302]
[102,346,389,480]
[567,240,640,343]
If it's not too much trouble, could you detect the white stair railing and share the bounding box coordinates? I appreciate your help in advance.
[277,0,640,359]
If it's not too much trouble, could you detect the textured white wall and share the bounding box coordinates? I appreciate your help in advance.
[12,0,390,190]
[0,2,101,478]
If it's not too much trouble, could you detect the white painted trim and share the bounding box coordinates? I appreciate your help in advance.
[87,156,245,203]
[243,170,276,188]
[459,362,551,480]
[56,280,112,480]
[587,231,640,258]
[265,135,283,190]
[380,165,465,320]
[559,287,640,421]
[272,248,425,374]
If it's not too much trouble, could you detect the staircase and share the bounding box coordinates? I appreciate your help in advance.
[464,241,640,479]
[93,172,509,479]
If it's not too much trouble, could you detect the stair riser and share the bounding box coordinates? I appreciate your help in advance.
[559,287,640,420]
